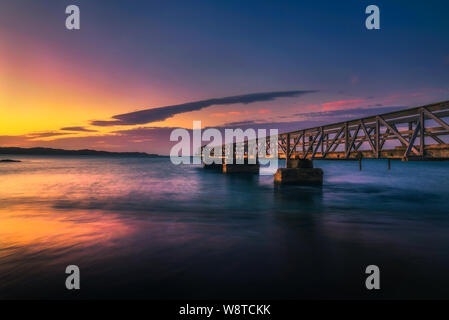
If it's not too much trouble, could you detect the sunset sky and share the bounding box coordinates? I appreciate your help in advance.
[1,0,449,154]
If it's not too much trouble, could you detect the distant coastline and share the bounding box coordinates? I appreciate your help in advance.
[0,147,167,158]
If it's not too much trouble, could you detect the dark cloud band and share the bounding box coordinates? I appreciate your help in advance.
[60,126,98,132]
[91,90,315,127]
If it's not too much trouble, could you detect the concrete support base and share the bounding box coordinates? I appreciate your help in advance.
[287,159,314,169]
[223,163,260,174]
[203,162,223,170]
[274,168,323,186]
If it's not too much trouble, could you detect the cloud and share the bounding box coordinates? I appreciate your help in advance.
[218,105,409,135]
[60,126,98,132]
[111,126,175,137]
[211,111,251,117]
[210,113,227,117]
[293,106,408,119]
[0,105,410,155]
[320,99,366,111]
[91,90,315,126]
[222,120,258,127]
[26,132,72,140]
[0,127,178,155]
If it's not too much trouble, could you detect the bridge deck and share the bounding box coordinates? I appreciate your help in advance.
[277,100,449,162]
[202,100,449,163]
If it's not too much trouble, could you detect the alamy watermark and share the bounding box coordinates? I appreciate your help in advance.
[65,265,80,290]
[64,4,379,31]
[65,5,80,30]
[365,5,380,30]
[169,121,279,175]
[365,265,380,290]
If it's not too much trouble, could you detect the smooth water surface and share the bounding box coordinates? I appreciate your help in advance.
[1,156,449,299]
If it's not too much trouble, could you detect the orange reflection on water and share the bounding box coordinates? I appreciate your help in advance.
[0,207,134,262]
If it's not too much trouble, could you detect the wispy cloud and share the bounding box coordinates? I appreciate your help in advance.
[211,110,250,117]
[293,106,408,119]
[222,120,258,127]
[0,105,410,155]
[60,126,98,132]
[26,132,72,140]
[91,90,315,126]
[320,99,366,111]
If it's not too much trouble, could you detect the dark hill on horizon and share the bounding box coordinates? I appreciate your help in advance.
[0,147,166,157]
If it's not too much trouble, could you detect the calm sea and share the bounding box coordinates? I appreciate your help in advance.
[1,156,449,299]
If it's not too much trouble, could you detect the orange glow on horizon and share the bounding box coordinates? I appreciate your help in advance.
[0,31,191,137]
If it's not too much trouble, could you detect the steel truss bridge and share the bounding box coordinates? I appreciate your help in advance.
[277,100,449,165]
[203,100,449,166]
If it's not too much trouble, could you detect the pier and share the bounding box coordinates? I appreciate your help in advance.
[202,100,449,185]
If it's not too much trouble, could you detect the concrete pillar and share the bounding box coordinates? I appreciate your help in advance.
[275,159,322,185]
[287,159,313,169]
[203,162,223,170]
[274,167,323,186]
[223,163,260,174]
[222,158,259,174]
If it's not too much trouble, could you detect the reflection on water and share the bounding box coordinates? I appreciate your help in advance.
[1,156,449,299]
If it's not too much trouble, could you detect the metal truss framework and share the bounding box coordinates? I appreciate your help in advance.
[203,101,449,163]
[276,101,449,164]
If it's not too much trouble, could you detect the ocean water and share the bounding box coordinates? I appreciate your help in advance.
[1,156,449,299]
